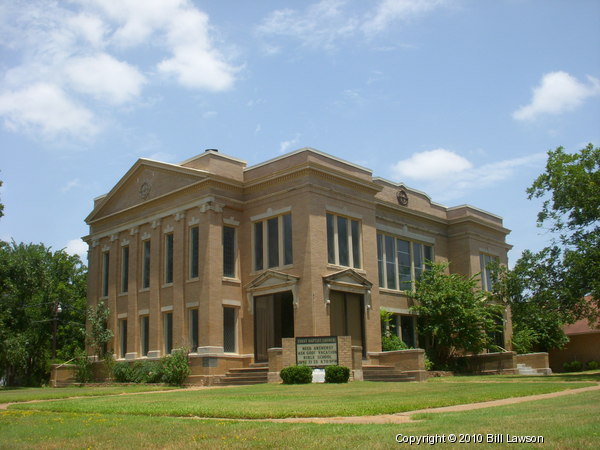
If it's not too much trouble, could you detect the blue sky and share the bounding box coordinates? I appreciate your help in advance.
[0,0,599,265]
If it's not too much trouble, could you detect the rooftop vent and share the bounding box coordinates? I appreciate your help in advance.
[205,148,219,152]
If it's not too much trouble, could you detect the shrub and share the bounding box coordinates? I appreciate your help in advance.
[73,349,93,383]
[586,361,599,370]
[113,361,133,382]
[511,328,539,354]
[424,355,434,371]
[381,334,409,352]
[563,360,583,372]
[279,365,313,384]
[160,348,191,386]
[324,365,350,383]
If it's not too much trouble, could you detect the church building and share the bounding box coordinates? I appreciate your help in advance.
[84,147,512,383]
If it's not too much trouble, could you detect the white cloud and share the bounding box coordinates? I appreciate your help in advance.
[279,134,301,154]
[60,178,82,193]
[391,149,546,201]
[257,0,359,50]
[0,0,238,140]
[0,83,98,138]
[362,0,448,35]
[513,71,600,121]
[64,53,146,104]
[257,0,448,49]
[64,238,88,261]
[392,148,472,181]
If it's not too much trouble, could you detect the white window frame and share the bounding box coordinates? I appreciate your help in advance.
[252,213,293,271]
[326,213,362,269]
[480,253,498,291]
[377,233,434,291]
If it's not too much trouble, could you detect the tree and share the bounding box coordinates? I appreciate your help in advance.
[410,262,504,368]
[0,241,87,386]
[0,178,4,219]
[527,143,600,308]
[86,300,113,359]
[499,144,599,352]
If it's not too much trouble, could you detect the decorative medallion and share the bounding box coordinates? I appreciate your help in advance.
[139,182,151,200]
[396,188,408,206]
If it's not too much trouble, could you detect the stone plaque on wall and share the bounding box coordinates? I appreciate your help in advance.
[296,336,338,368]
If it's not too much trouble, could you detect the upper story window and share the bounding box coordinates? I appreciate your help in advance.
[121,246,129,293]
[326,213,361,269]
[189,226,200,279]
[480,254,498,291]
[164,233,174,285]
[253,213,293,271]
[377,233,433,291]
[142,240,151,289]
[223,226,236,278]
[101,250,110,297]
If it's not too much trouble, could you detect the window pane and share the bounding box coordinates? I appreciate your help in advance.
[385,235,396,289]
[141,316,149,356]
[120,319,127,358]
[164,313,173,355]
[267,217,279,268]
[223,226,235,277]
[414,243,423,281]
[424,245,433,270]
[190,227,199,279]
[189,309,199,351]
[351,220,361,268]
[283,214,293,265]
[326,214,335,264]
[121,247,129,293]
[337,216,349,266]
[397,239,412,290]
[143,241,151,289]
[223,307,236,353]
[102,251,109,297]
[401,315,416,348]
[377,234,384,288]
[165,234,173,284]
[254,222,263,271]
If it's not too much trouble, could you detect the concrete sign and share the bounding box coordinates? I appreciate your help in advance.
[296,336,338,368]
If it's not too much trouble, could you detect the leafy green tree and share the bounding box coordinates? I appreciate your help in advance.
[526,143,599,311]
[0,241,86,386]
[86,300,113,359]
[0,178,4,219]
[410,262,504,368]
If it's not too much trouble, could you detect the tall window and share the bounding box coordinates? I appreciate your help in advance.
[142,240,151,289]
[102,251,110,297]
[140,316,149,357]
[377,234,433,291]
[119,319,128,358]
[223,307,237,353]
[326,213,361,268]
[383,314,416,348]
[190,226,199,279]
[189,309,199,351]
[121,246,129,293]
[164,312,173,355]
[164,233,173,284]
[223,226,236,278]
[480,254,498,291]
[253,213,293,271]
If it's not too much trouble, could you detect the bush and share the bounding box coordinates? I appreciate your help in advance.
[160,348,191,386]
[381,334,409,352]
[586,361,599,370]
[511,328,539,354]
[73,349,93,383]
[324,365,350,383]
[563,360,583,372]
[279,365,313,384]
[112,361,133,382]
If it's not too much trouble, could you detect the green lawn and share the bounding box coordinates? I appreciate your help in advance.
[0,385,179,404]
[9,379,593,419]
[1,390,599,449]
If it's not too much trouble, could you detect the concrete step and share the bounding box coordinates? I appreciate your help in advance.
[363,365,415,382]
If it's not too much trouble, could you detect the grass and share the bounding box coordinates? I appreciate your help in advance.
[0,385,178,404]
[426,370,600,383]
[9,379,593,419]
[1,390,599,449]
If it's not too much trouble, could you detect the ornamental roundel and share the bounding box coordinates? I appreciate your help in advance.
[396,188,408,206]
[139,181,151,200]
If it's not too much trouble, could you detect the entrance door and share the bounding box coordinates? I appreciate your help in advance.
[329,291,366,355]
[254,292,295,362]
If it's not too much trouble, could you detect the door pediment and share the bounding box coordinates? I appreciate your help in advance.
[245,270,300,312]
[323,269,373,308]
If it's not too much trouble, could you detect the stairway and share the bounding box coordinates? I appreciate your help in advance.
[516,363,542,375]
[217,365,269,386]
[363,365,415,382]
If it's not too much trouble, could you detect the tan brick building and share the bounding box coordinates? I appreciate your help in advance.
[84,148,512,382]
